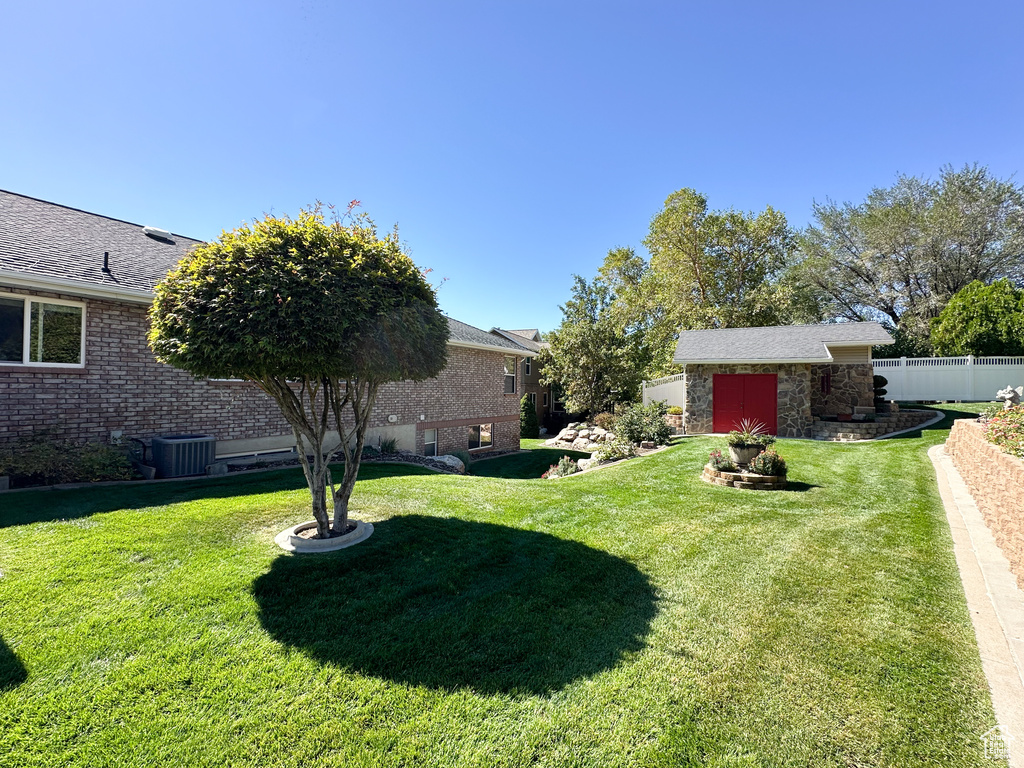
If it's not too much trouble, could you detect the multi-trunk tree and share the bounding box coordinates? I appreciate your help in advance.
[149,206,448,538]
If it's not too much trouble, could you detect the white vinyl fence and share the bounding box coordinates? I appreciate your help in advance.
[873,356,1024,402]
[641,373,686,408]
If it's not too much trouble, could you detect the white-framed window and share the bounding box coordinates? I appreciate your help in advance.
[0,293,86,367]
[528,392,536,405]
[503,356,517,394]
[468,423,492,450]
[524,357,531,376]
[423,428,437,457]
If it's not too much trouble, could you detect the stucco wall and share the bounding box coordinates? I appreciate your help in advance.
[946,419,1024,588]
[0,288,522,456]
[683,363,813,438]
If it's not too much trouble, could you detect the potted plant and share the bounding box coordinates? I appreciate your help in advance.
[726,419,773,466]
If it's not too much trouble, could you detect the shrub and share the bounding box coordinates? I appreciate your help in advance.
[979,403,1003,423]
[707,450,736,472]
[592,412,616,431]
[726,419,772,447]
[873,375,888,409]
[361,445,381,460]
[592,438,636,464]
[0,432,133,487]
[378,436,399,454]
[748,449,787,476]
[666,405,683,415]
[449,450,472,468]
[614,401,671,445]
[520,395,540,439]
[985,405,1024,459]
[541,455,580,479]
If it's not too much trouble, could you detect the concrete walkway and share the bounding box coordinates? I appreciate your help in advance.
[929,444,1024,766]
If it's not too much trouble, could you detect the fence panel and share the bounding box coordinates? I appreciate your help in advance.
[872,356,1024,401]
[642,374,686,408]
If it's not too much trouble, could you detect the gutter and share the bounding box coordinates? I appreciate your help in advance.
[0,270,156,305]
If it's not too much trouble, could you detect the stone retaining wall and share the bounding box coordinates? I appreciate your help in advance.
[946,419,1024,588]
[811,409,935,441]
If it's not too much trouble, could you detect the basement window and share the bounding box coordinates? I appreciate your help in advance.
[468,424,492,450]
[0,293,85,366]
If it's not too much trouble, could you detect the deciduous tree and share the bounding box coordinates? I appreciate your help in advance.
[930,279,1024,356]
[149,206,448,538]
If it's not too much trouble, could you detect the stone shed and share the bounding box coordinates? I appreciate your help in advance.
[672,322,894,438]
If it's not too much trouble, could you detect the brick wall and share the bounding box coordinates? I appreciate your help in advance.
[0,288,522,455]
[946,419,1024,588]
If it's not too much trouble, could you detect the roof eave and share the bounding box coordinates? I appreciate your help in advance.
[449,340,536,356]
[0,270,156,305]
[674,357,834,365]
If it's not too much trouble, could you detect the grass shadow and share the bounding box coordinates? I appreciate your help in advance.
[782,481,821,493]
[470,447,592,479]
[0,462,435,529]
[253,515,658,695]
[0,636,27,691]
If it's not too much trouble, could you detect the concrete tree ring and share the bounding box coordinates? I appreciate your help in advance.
[275,519,374,553]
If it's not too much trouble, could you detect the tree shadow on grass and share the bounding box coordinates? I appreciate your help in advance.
[0,462,435,529]
[253,515,658,695]
[0,636,27,691]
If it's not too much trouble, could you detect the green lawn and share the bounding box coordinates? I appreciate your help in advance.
[0,404,1003,767]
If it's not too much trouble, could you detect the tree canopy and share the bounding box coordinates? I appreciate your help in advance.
[150,206,448,537]
[797,164,1024,355]
[539,271,650,416]
[930,279,1024,357]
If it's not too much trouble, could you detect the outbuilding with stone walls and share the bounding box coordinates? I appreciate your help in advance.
[670,323,893,438]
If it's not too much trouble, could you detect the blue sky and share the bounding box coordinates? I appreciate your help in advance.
[2,1,1022,332]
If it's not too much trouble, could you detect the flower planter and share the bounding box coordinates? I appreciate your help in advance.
[728,444,763,466]
[701,464,787,490]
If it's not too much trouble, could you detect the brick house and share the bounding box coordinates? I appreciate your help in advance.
[491,328,555,424]
[672,322,894,438]
[0,190,534,458]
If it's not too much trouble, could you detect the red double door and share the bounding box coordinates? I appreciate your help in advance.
[712,373,778,435]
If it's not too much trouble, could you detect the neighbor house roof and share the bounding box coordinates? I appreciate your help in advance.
[672,322,893,364]
[0,189,535,357]
[490,327,548,353]
[448,319,536,356]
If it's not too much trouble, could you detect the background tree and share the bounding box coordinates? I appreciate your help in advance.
[539,273,647,415]
[149,206,448,538]
[797,164,1024,356]
[930,279,1024,356]
[643,188,812,332]
[519,394,540,438]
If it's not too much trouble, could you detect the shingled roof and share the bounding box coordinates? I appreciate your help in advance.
[0,189,535,356]
[673,322,893,364]
[447,319,535,355]
[491,328,547,353]
[0,189,201,297]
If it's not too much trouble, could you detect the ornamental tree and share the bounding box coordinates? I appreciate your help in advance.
[930,279,1024,357]
[149,206,448,538]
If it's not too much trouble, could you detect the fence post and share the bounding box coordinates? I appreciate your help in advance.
[967,355,974,400]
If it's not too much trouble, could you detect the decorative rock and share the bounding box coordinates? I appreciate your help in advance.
[568,422,580,430]
[544,438,559,446]
[593,427,607,437]
[433,454,466,473]
[640,441,656,449]
[571,438,591,451]
[578,429,591,439]
[577,458,595,471]
[562,430,578,441]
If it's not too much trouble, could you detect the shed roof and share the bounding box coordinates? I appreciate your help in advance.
[673,322,893,364]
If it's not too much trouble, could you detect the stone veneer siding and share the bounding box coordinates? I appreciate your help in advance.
[0,288,522,456]
[946,419,1024,589]
[809,363,875,417]
[683,363,813,438]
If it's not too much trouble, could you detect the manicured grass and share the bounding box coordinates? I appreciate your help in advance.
[0,405,1002,766]
[469,440,590,479]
